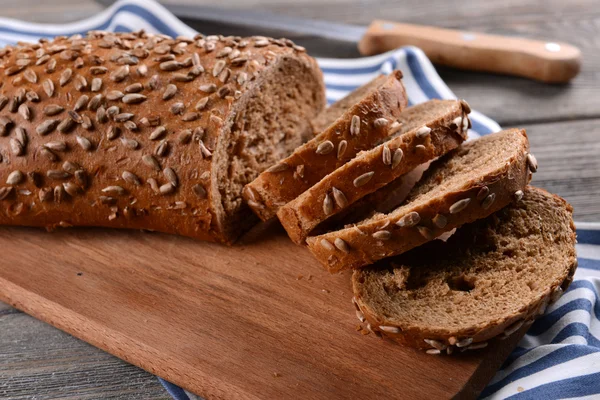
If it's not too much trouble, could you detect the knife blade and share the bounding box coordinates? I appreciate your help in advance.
[96,0,581,83]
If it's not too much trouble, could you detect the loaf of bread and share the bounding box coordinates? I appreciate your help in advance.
[278,99,469,244]
[242,71,408,221]
[352,186,576,353]
[0,31,326,243]
[307,128,534,272]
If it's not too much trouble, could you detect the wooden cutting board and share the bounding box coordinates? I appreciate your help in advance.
[0,222,525,399]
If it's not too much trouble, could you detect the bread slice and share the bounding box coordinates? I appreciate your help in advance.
[242,71,408,221]
[311,75,390,134]
[307,128,534,272]
[351,186,577,353]
[278,99,470,244]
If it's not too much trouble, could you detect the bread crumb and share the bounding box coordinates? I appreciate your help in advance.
[322,289,330,293]
[355,324,362,331]
[517,386,524,393]
[360,329,370,336]
[272,372,281,378]
[296,274,303,280]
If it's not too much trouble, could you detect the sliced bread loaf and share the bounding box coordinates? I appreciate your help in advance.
[278,99,470,244]
[351,186,577,353]
[307,128,535,272]
[242,71,408,221]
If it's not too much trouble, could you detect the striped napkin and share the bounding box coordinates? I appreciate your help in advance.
[1,1,599,399]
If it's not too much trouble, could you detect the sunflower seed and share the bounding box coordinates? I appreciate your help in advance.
[199,140,213,158]
[24,69,37,83]
[476,186,489,201]
[504,320,524,337]
[162,84,177,100]
[52,185,66,204]
[0,187,13,200]
[76,136,92,151]
[237,72,247,85]
[106,106,120,117]
[332,187,348,208]
[396,211,420,228]
[10,138,24,156]
[334,238,350,253]
[429,214,447,229]
[416,125,431,138]
[36,119,59,135]
[392,148,404,169]
[382,144,392,165]
[147,126,166,141]
[212,59,226,77]
[316,140,334,155]
[43,105,64,116]
[466,342,488,350]
[0,95,8,110]
[158,61,182,71]
[74,75,87,91]
[45,59,57,73]
[142,154,161,170]
[90,66,108,75]
[136,64,148,77]
[424,338,447,350]
[192,184,207,198]
[61,182,80,197]
[123,121,137,131]
[527,153,538,173]
[81,115,93,130]
[353,171,374,187]
[417,226,434,240]
[73,95,89,111]
[162,168,177,187]
[46,169,69,180]
[481,193,496,210]
[449,198,471,214]
[159,183,175,195]
[551,286,564,303]
[455,337,473,348]
[114,113,134,122]
[98,196,116,205]
[462,117,469,131]
[170,102,185,115]
[62,161,79,173]
[57,118,75,133]
[350,115,360,136]
[123,83,142,94]
[25,91,40,102]
[199,83,217,93]
[58,68,72,86]
[178,129,192,144]
[106,90,124,101]
[120,137,138,150]
[182,112,200,121]
[40,146,58,161]
[18,104,31,120]
[37,187,51,202]
[45,141,67,152]
[514,190,524,201]
[110,65,129,82]
[374,118,389,128]
[372,230,391,240]
[323,193,334,215]
[267,163,289,173]
[88,94,103,111]
[217,86,230,98]
[356,310,365,323]
[6,170,24,185]
[320,238,335,251]
[122,93,147,104]
[379,325,400,333]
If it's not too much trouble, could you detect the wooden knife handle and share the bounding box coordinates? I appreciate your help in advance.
[358,20,582,83]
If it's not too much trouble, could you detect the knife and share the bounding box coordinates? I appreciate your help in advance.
[96,0,581,83]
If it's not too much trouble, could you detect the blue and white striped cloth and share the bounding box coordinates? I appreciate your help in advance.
[1,1,598,399]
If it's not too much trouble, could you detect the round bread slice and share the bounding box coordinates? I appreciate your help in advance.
[306,128,535,272]
[242,71,408,221]
[278,99,470,244]
[351,186,577,353]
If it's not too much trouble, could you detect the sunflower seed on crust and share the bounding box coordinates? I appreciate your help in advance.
[43,104,64,116]
[18,104,31,121]
[527,153,538,173]
[163,167,178,187]
[334,238,350,253]
[432,214,447,229]
[332,187,348,208]
[466,342,488,350]
[514,190,524,201]
[482,193,496,210]
[316,140,334,155]
[424,339,447,350]
[476,186,489,201]
[373,230,391,240]
[10,138,24,156]
[6,170,24,185]
[142,154,161,170]
[417,226,434,240]
[76,136,93,151]
[350,115,360,136]
[320,238,335,251]
[503,320,525,337]
[396,211,420,228]
[102,186,126,196]
[416,125,431,138]
[74,95,89,111]
[337,140,347,159]
[122,171,141,186]
[353,171,374,187]
[425,349,441,355]
[391,148,404,169]
[374,118,389,128]
[455,337,473,348]
[0,187,13,200]
[267,163,289,173]
[63,182,81,196]
[449,198,471,214]
[379,326,400,333]
[323,193,334,215]
[59,68,72,86]
[36,119,59,135]
[122,93,147,104]
[356,310,365,322]
[382,144,392,165]
[159,183,175,195]
[120,137,138,150]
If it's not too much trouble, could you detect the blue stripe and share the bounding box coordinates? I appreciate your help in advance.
[527,298,600,336]
[578,229,600,245]
[481,345,600,398]
[579,257,600,271]
[505,371,600,400]
[159,379,190,400]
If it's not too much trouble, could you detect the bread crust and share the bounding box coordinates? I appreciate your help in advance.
[0,32,325,243]
[242,71,409,221]
[278,99,469,244]
[306,128,532,272]
[351,187,577,353]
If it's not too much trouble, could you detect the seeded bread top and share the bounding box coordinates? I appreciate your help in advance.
[243,70,408,221]
[352,186,576,342]
[0,31,324,243]
[277,99,468,244]
[306,129,533,272]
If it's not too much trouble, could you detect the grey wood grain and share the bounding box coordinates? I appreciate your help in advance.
[0,0,598,399]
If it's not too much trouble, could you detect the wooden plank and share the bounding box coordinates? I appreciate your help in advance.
[0,224,526,400]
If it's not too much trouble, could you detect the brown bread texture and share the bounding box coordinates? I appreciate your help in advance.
[278,99,470,244]
[307,128,534,272]
[351,186,577,353]
[242,71,408,221]
[0,32,326,244]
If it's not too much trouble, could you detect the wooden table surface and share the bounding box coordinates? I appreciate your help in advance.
[0,0,599,398]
